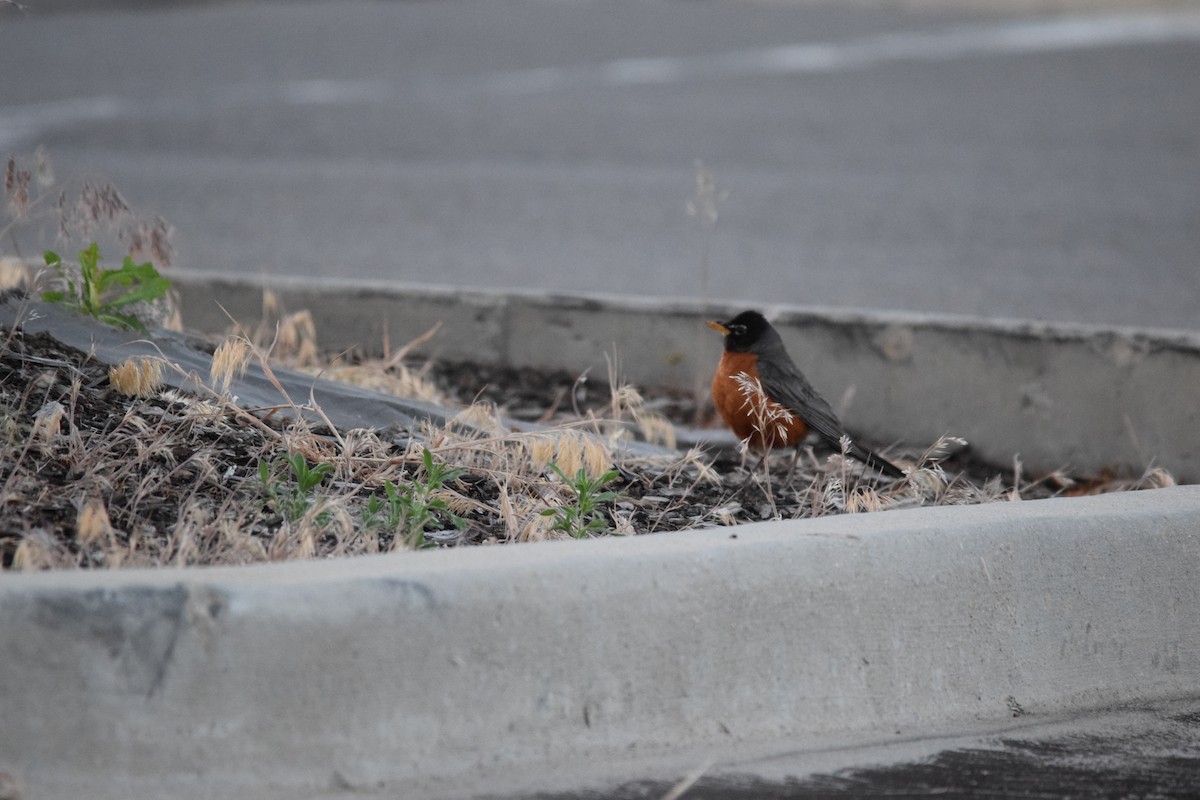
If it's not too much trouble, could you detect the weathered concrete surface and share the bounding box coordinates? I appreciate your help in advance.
[171,271,1200,481]
[3,486,1199,799]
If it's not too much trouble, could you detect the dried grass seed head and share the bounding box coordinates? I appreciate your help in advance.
[733,371,794,426]
[275,310,320,366]
[637,411,677,449]
[906,465,949,496]
[846,486,884,514]
[210,337,252,394]
[78,181,130,232]
[123,216,175,268]
[732,370,795,446]
[611,383,644,419]
[527,434,557,473]
[32,400,65,442]
[77,498,115,546]
[555,430,584,476]
[1140,467,1176,489]
[542,429,612,480]
[12,529,66,571]
[611,381,677,448]
[0,257,32,290]
[582,434,613,480]
[449,402,506,436]
[322,362,446,405]
[679,446,720,485]
[109,356,164,398]
[4,157,30,218]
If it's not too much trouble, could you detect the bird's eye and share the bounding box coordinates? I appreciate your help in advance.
[730,325,745,336]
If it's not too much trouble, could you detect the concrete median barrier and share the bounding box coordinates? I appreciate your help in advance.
[172,271,1200,482]
[3,486,1199,799]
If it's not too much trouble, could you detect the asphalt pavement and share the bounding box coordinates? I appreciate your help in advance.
[1,0,1198,330]
[512,698,1200,799]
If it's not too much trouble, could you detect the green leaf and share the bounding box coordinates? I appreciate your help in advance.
[77,242,100,274]
[39,243,172,330]
[96,267,136,291]
[100,260,171,308]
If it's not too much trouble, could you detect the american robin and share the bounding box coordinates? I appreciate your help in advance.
[707,310,905,479]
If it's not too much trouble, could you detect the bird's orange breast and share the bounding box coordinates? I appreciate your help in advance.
[711,351,809,449]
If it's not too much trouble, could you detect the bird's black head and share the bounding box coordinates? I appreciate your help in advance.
[706,309,774,353]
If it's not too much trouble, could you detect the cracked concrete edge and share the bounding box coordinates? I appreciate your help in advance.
[3,485,1199,800]
[169,270,1200,481]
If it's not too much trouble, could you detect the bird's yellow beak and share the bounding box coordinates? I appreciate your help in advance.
[706,320,729,335]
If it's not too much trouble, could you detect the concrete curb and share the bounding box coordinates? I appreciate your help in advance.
[4,486,1199,799]
[169,270,1200,482]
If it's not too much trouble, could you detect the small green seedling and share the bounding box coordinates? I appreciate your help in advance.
[42,243,170,332]
[541,464,621,538]
[258,452,334,525]
[363,448,466,548]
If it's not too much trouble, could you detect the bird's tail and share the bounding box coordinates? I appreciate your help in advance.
[849,442,906,480]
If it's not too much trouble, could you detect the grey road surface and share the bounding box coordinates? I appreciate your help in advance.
[1,0,1198,330]
[519,698,1200,799]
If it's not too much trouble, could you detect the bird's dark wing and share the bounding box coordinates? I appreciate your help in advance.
[755,355,846,446]
[757,352,906,479]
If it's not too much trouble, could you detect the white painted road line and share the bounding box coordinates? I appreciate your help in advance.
[486,10,1200,91]
[3,10,1199,148]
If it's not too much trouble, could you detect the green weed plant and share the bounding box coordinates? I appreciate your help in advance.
[258,452,334,525]
[42,243,170,332]
[363,448,466,549]
[542,464,620,538]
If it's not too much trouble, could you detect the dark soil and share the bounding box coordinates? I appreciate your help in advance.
[425,359,704,427]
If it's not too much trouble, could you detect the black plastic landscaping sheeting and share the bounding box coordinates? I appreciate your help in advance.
[0,292,674,458]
